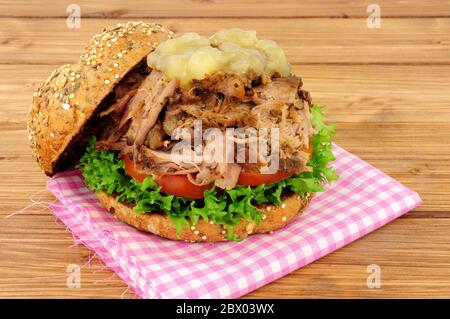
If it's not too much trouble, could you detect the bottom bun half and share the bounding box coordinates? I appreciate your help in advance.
[97,191,313,242]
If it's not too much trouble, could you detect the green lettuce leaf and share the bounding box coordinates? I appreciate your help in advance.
[77,103,337,240]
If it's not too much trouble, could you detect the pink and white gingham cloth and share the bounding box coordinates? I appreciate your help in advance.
[47,145,421,298]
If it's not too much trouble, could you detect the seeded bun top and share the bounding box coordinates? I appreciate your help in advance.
[27,21,173,175]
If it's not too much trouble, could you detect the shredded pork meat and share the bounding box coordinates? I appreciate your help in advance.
[96,68,313,190]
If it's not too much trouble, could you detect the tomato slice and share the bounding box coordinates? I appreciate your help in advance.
[237,171,295,186]
[123,154,294,195]
[237,142,312,186]
[122,155,211,199]
[122,154,148,183]
[155,175,212,199]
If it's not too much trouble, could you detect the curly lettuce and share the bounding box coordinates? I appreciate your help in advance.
[78,104,337,240]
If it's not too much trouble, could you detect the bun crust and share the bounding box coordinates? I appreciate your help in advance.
[28,21,173,175]
[97,191,313,242]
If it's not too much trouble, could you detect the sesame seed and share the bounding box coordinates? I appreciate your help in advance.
[262,214,267,220]
[282,216,287,222]
[104,79,110,85]
[269,231,274,234]
[221,230,226,235]
[209,221,214,225]
[266,206,271,212]
[61,103,71,110]
[69,93,75,98]
[113,63,119,67]
[201,236,207,240]
[190,226,195,230]
[281,203,286,209]
[115,74,120,79]
[117,53,123,58]
[194,230,199,235]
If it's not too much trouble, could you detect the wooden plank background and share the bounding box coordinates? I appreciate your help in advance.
[0,0,449,298]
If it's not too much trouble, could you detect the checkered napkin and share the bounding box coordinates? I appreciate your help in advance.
[47,145,421,298]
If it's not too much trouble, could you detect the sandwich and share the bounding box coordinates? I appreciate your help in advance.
[28,21,337,242]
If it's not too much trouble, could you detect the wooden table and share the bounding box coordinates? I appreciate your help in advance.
[1,0,449,298]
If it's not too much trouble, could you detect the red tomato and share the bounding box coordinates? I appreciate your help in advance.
[122,154,147,183]
[122,155,212,199]
[237,171,295,186]
[123,155,295,195]
[155,175,212,199]
[236,142,312,186]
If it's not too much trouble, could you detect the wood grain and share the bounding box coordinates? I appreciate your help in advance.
[1,18,450,64]
[0,0,449,298]
[1,0,449,18]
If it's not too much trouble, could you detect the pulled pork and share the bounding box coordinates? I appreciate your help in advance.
[97,67,313,190]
